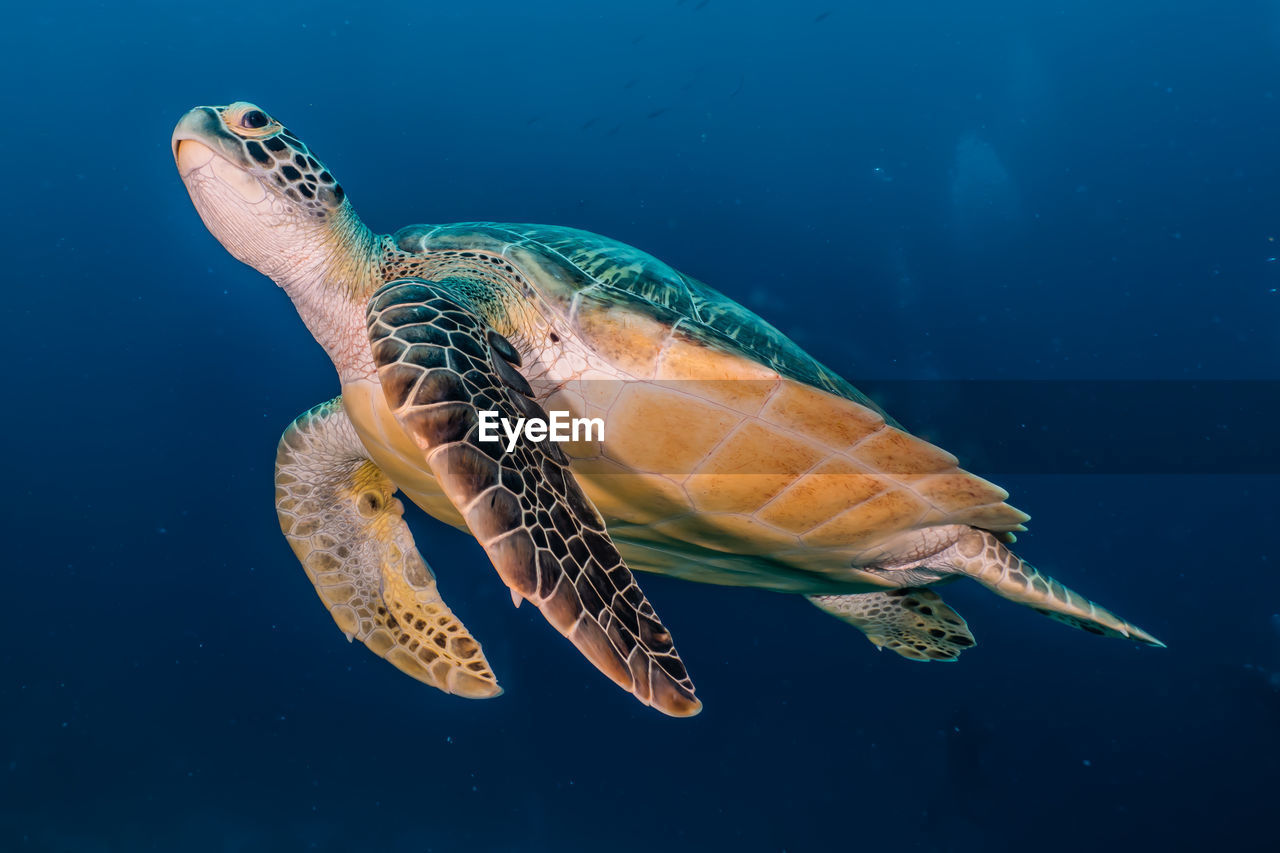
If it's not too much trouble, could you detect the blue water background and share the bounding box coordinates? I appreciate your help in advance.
[2,1,1278,850]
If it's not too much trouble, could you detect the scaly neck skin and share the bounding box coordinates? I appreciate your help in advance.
[269,203,386,384]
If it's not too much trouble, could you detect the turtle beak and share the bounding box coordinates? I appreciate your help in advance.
[174,137,216,176]
[172,105,269,204]
[172,107,219,170]
[171,106,253,175]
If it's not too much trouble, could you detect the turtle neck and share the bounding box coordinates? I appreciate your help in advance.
[272,202,385,384]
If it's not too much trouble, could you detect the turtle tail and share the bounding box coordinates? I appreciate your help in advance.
[943,529,1165,647]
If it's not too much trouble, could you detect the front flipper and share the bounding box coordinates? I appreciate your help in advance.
[367,279,700,717]
[808,588,977,661]
[275,397,501,699]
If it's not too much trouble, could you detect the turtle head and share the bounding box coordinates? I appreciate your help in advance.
[172,102,356,279]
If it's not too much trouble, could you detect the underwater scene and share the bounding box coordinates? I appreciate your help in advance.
[3,1,1278,850]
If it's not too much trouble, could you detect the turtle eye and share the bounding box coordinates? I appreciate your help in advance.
[240,109,269,129]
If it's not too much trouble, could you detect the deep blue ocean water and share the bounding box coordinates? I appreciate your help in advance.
[3,1,1278,850]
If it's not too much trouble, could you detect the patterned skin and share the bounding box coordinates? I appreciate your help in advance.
[275,398,501,698]
[173,102,1161,716]
[366,280,697,713]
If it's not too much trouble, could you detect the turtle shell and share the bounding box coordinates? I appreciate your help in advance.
[389,223,1028,591]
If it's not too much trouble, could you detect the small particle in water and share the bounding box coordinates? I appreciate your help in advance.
[1082,759,1092,767]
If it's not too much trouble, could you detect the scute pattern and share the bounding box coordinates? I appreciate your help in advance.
[386,222,1030,561]
[422,223,898,421]
[274,397,501,698]
[366,278,701,717]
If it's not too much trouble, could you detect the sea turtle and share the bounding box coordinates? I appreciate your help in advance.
[172,101,1162,717]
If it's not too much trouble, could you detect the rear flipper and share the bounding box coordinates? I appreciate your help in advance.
[942,528,1165,647]
[809,588,977,661]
